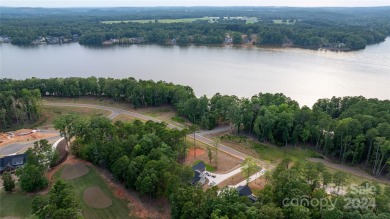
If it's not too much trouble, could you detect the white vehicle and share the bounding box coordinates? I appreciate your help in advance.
[209,181,216,186]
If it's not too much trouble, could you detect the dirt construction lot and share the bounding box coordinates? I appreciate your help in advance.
[185,147,241,173]
[0,129,57,148]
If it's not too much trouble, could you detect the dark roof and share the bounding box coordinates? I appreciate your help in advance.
[248,194,258,202]
[11,156,25,165]
[192,161,206,171]
[0,154,27,172]
[192,170,201,185]
[237,185,253,197]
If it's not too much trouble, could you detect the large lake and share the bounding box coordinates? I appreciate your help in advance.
[1,38,389,107]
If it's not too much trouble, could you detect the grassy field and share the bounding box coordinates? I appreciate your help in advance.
[54,165,132,219]
[42,97,188,128]
[35,105,111,129]
[0,187,40,219]
[102,17,209,24]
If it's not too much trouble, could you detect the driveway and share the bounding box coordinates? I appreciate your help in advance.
[233,169,267,188]
[205,167,242,186]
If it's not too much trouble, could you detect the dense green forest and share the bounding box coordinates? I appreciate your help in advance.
[1,77,389,179]
[0,88,41,129]
[1,7,389,50]
[59,114,193,199]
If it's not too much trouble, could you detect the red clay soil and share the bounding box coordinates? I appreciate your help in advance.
[47,155,171,218]
[186,148,205,158]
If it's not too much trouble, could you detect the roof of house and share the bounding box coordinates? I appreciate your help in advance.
[237,185,253,197]
[0,154,27,171]
[192,161,206,171]
[192,170,201,185]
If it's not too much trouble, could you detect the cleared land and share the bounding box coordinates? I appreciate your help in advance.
[83,186,113,209]
[38,105,111,129]
[185,140,241,173]
[0,129,57,148]
[60,163,89,180]
[43,97,189,128]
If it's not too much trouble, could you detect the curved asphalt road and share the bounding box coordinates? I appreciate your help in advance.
[0,133,61,156]
[2,102,274,170]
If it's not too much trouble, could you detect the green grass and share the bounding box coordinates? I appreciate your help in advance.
[251,141,321,163]
[193,160,216,172]
[31,105,111,129]
[0,187,41,218]
[171,116,186,124]
[102,17,209,24]
[54,165,132,219]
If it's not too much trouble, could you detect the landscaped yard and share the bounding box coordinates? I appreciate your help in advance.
[0,187,40,219]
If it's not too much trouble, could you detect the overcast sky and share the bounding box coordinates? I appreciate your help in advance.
[1,0,389,7]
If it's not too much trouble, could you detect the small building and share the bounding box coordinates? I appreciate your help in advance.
[0,154,27,173]
[192,161,206,172]
[237,185,258,202]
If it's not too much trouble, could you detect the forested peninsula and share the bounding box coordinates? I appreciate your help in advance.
[1,7,389,50]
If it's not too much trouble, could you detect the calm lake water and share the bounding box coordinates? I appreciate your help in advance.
[1,38,389,107]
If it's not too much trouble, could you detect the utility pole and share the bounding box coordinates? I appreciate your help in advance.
[193,115,196,158]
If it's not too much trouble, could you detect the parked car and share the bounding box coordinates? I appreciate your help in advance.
[209,181,216,186]
[211,174,216,178]
[205,172,211,176]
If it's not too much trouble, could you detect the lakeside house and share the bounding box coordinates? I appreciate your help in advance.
[0,154,27,173]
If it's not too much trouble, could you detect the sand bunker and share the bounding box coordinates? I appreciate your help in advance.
[60,163,89,180]
[83,186,113,209]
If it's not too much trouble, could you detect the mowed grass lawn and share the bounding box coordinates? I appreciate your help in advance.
[54,165,132,219]
[102,17,209,24]
[0,187,40,219]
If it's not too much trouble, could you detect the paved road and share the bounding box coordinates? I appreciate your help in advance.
[197,125,231,136]
[0,135,61,156]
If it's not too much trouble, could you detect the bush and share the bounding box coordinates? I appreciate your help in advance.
[2,172,15,192]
